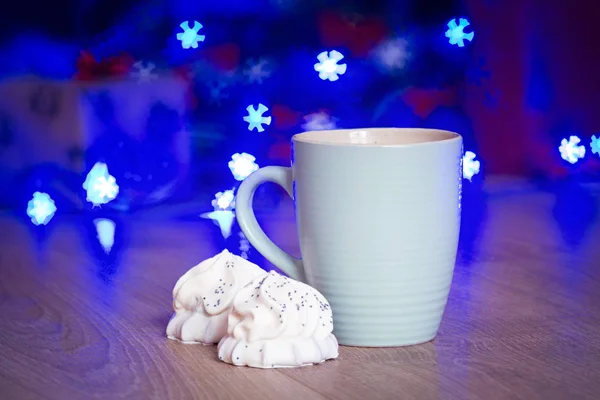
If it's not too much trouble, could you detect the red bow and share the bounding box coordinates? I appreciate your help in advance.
[75,51,134,81]
[402,86,460,119]
[198,43,241,72]
[317,11,389,58]
[271,104,302,130]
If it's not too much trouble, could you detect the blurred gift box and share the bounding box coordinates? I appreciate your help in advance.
[0,73,191,211]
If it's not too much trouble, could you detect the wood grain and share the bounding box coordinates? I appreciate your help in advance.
[1,177,599,399]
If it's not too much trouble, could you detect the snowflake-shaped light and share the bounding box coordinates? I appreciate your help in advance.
[243,103,272,132]
[462,151,481,181]
[590,135,600,156]
[131,61,157,83]
[302,112,337,131]
[466,57,490,86]
[212,189,235,211]
[200,210,236,239]
[94,218,115,254]
[243,59,271,84]
[201,188,238,238]
[228,152,259,181]
[559,136,586,164]
[372,38,409,73]
[445,18,474,47]
[314,50,347,81]
[177,21,205,49]
[82,162,119,206]
[26,191,57,226]
[207,81,229,105]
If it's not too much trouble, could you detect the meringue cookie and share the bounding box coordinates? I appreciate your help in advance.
[166,249,265,344]
[217,271,339,368]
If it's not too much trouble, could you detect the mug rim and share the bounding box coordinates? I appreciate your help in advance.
[292,127,462,148]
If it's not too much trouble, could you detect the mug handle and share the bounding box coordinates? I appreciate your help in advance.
[236,166,306,282]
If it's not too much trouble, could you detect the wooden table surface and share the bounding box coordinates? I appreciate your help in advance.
[1,177,600,400]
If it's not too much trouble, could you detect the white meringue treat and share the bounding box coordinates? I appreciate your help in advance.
[166,249,266,344]
[217,271,339,368]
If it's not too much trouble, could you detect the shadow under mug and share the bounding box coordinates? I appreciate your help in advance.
[236,128,463,347]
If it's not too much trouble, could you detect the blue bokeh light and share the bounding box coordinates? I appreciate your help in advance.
[445,18,474,47]
[314,50,347,81]
[243,104,272,132]
[228,153,259,181]
[559,136,586,164]
[243,59,272,84]
[82,162,120,206]
[26,191,57,226]
[177,21,206,49]
[462,151,481,181]
[590,135,600,156]
[212,189,236,211]
[131,61,157,83]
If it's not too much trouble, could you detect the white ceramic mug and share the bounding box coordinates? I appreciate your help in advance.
[236,128,463,347]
